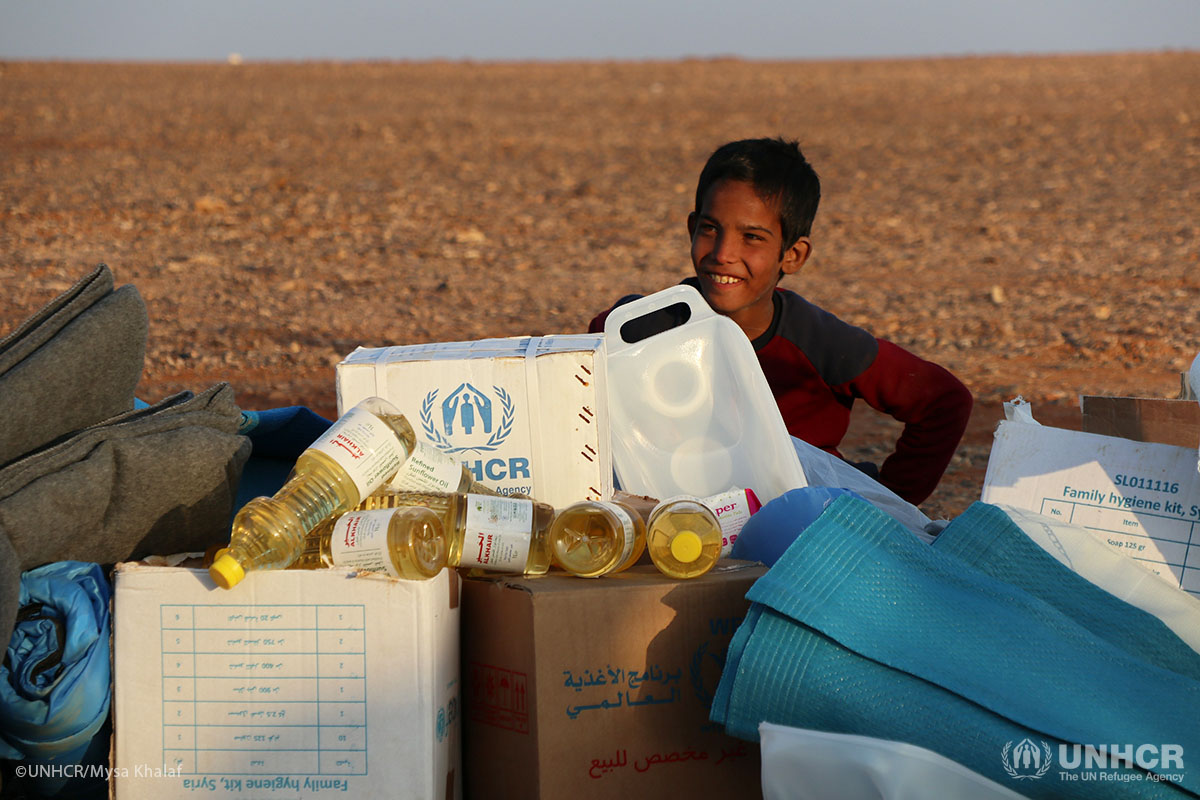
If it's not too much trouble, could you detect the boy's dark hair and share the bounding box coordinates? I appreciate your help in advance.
[694,137,821,251]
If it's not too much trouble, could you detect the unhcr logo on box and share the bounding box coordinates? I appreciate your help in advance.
[421,383,531,485]
[1001,740,1186,785]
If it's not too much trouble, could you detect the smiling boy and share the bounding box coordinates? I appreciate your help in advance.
[589,137,973,507]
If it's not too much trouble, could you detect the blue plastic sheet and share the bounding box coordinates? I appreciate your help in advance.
[730,486,861,566]
[0,561,112,797]
[233,406,332,516]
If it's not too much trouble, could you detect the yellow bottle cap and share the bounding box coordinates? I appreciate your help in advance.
[670,530,703,563]
[210,552,246,589]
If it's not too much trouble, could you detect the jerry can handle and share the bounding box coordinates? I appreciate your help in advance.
[603,285,715,348]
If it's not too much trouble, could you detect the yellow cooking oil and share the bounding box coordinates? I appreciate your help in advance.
[548,499,646,578]
[291,506,448,580]
[357,490,554,575]
[210,396,495,589]
[645,496,722,579]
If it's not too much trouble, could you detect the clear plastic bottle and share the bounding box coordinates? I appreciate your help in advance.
[210,396,495,589]
[548,499,646,578]
[291,506,448,580]
[358,491,554,575]
[645,496,723,579]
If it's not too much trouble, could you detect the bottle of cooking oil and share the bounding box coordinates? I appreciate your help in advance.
[358,491,554,575]
[210,396,496,590]
[646,495,723,579]
[548,499,646,578]
[291,506,448,580]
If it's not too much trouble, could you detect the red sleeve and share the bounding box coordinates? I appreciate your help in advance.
[845,339,973,506]
[588,293,646,334]
[587,308,611,334]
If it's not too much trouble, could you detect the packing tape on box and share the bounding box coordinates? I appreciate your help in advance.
[373,347,401,407]
[523,336,546,497]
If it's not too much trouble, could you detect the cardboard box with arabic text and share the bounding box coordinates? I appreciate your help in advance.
[336,336,611,509]
[112,564,462,800]
[460,563,766,800]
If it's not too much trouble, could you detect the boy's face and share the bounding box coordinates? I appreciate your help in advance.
[688,178,810,339]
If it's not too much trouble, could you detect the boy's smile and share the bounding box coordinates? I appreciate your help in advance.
[688,178,810,340]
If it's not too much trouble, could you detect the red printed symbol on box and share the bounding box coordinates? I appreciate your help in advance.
[468,662,529,734]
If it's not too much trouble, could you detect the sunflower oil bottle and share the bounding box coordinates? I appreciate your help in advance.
[548,499,646,578]
[645,496,722,579]
[646,488,761,579]
[210,396,496,589]
[291,506,448,580]
[357,491,555,575]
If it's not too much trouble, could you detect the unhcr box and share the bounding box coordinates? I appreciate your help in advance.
[337,336,611,507]
[460,563,766,800]
[111,564,461,800]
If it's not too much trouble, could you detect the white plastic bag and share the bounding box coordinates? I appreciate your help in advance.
[759,723,1028,800]
[790,436,934,541]
[1189,352,1200,473]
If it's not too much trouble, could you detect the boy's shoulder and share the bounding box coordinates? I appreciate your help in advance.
[768,287,879,386]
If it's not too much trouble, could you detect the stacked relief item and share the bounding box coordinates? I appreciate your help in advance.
[711,494,1200,800]
[602,285,806,507]
[0,265,251,797]
[336,336,610,509]
[0,265,250,647]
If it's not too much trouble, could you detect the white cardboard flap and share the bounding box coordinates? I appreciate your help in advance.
[981,420,1200,598]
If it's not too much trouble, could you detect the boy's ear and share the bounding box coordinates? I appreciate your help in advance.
[686,212,698,239]
[781,236,812,276]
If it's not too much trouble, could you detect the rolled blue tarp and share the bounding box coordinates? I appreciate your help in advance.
[712,495,1200,799]
[0,561,112,797]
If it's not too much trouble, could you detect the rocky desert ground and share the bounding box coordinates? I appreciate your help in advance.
[2,53,1197,518]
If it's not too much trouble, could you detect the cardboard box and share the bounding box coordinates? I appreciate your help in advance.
[112,564,461,799]
[460,563,767,800]
[981,419,1200,597]
[1080,395,1200,449]
[337,336,611,507]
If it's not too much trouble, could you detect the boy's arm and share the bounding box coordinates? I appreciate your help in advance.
[848,340,974,506]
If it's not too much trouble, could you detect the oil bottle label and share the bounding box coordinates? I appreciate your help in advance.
[328,510,399,578]
[310,407,407,498]
[460,494,532,572]
[386,440,463,493]
[606,503,638,569]
[704,488,760,556]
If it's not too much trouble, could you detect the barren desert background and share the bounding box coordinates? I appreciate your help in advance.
[2,53,1197,519]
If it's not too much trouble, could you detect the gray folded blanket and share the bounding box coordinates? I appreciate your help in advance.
[0,330,250,655]
[0,265,148,467]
